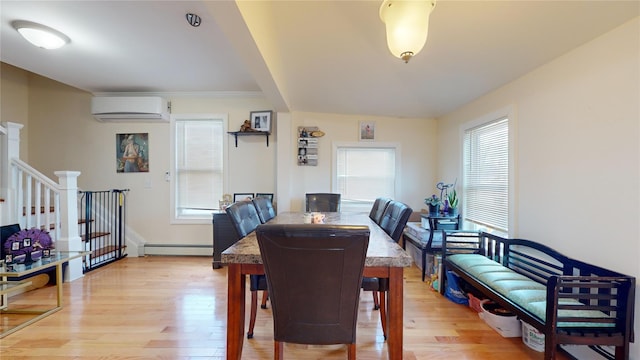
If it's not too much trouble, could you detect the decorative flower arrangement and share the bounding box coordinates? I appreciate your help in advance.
[4,228,53,263]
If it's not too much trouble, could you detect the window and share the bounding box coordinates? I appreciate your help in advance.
[334,143,398,212]
[463,117,509,234]
[171,114,227,223]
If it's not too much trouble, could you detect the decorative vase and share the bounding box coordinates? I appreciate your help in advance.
[448,207,458,217]
[428,204,440,216]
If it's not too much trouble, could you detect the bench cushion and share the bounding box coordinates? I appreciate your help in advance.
[448,254,614,328]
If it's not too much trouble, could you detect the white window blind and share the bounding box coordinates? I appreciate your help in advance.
[174,117,224,220]
[336,146,396,212]
[463,118,509,232]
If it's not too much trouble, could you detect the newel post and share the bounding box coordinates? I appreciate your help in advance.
[1,122,24,225]
[55,170,83,281]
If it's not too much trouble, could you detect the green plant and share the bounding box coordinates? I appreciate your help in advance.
[424,194,442,207]
[447,189,458,209]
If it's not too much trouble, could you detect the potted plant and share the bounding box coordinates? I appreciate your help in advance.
[447,189,459,217]
[424,194,442,215]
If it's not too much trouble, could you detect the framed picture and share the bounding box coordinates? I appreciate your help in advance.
[11,241,20,251]
[250,110,272,133]
[5,254,13,264]
[117,133,149,173]
[233,193,254,202]
[43,249,51,258]
[23,238,31,247]
[255,193,274,202]
[359,121,375,141]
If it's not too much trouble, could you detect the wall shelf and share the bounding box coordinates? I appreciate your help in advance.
[227,131,270,147]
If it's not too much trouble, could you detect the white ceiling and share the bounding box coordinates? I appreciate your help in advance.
[1,1,638,119]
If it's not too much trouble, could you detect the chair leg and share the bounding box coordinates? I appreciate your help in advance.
[379,291,387,340]
[247,290,258,339]
[275,341,284,360]
[261,290,269,309]
[347,343,356,360]
[372,291,380,310]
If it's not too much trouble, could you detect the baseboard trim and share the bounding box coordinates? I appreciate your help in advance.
[143,243,213,256]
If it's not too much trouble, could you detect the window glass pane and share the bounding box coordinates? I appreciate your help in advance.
[174,118,224,219]
[463,118,508,232]
[336,147,396,212]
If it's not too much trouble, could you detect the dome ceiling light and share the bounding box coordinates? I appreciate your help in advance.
[12,20,70,50]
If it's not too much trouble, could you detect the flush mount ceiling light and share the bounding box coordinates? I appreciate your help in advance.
[12,20,70,49]
[379,0,436,63]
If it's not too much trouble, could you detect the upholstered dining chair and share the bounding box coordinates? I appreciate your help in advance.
[368,197,392,225]
[252,197,276,224]
[225,200,269,339]
[256,224,370,360]
[361,200,412,340]
[305,192,341,212]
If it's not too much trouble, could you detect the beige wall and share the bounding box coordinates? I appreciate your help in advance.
[437,18,639,355]
[0,63,30,160]
[0,67,436,254]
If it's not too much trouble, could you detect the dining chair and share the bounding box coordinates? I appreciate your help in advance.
[252,197,276,224]
[368,197,392,225]
[305,192,341,212]
[256,224,370,360]
[362,200,412,340]
[225,200,269,339]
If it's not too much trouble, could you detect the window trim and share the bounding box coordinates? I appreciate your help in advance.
[169,113,229,224]
[459,106,517,236]
[332,141,401,212]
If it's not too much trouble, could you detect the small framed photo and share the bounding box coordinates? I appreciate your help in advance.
[5,254,13,264]
[233,193,254,202]
[250,110,272,133]
[359,121,376,141]
[11,241,20,251]
[43,249,51,258]
[23,238,31,247]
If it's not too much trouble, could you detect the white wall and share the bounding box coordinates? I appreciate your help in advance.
[437,17,639,358]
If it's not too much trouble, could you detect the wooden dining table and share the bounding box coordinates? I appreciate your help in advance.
[221,211,412,359]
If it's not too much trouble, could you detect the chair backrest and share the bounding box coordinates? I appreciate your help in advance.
[252,197,276,224]
[305,193,341,212]
[378,201,413,243]
[256,224,369,345]
[369,197,392,224]
[225,200,261,238]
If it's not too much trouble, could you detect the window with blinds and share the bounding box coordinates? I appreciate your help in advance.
[463,117,509,233]
[335,146,396,212]
[173,116,225,221]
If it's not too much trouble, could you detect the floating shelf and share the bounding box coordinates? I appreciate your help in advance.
[227,131,270,147]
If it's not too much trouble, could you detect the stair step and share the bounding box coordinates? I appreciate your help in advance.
[81,232,111,241]
[91,245,126,259]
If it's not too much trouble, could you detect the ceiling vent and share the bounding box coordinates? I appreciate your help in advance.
[91,96,170,122]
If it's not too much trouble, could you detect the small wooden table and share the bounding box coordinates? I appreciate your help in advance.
[0,251,87,338]
[222,212,412,359]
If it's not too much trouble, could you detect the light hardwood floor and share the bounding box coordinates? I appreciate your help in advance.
[1,256,569,359]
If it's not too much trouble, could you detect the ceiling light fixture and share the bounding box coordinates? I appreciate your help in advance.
[379,0,436,63]
[12,20,70,50]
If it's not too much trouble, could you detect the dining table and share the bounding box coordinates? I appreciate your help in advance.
[221,211,412,359]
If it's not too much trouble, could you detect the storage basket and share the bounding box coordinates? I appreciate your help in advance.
[521,321,545,352]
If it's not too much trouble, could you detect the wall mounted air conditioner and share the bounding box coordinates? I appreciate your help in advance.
[91,96,170,122]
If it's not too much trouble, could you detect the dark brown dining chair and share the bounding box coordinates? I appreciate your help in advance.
[225,200,269,339]
[368,197,391,224]
[305,192,341,212]
[256,224,370,360]
[362,200,412,340]
[252,197,276,224]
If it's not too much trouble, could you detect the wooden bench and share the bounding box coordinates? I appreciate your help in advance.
[442,232,635,360]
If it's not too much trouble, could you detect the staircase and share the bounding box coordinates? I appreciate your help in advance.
[1,121,128,277]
